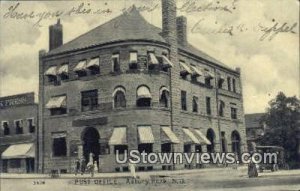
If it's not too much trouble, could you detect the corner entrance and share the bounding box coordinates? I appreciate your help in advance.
[82,127,100,164]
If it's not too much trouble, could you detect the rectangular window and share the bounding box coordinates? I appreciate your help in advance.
[231,107,237,119]
[205,78,211,87]
[161,143,172,153]
[181,91,187,111]
[219,101,225,117]
[138,143,153,154]
[114,145,128,154]
[112,54,120,72]
[9,159,21,168]
[52,133,67,157]
[227,77,231,91]
[206,97,211,115]
[81,90,98,112]
[184,144,191,153]
[195,145,202,153]
[129,52,138,70]
[50,108,67,116]
[28,118,35,133]
[15,120,23,134]
[232,78,236,93]
[2,121,10,135]
[192,96,198,113]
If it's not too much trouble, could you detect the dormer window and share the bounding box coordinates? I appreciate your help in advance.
[74,60,87,77]
[87,57,100,75]
[129,52,138,70]
[112,54,120,73]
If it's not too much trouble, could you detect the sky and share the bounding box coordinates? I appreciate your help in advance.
[0,0,299,114]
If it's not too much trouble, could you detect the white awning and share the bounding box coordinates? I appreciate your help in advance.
[148,53,159,65]
[161,127,180,144]
[194,129,211,145]
[45,66,57,76]
[130,52,138,63]
[162,55,174,68]
[204,70,215,78]
[74,60,87,72]
[57,64,68,75]
[45,96,66,109]
[87,58,100,68]
[109,127,127,145]
[138,126,155,144]
[179,62,192,74]
[159,87,169,96]
[137,86,151,99]
[1,143,35,159]
[190,66,203,76]
[182,128,200,144]
[51,132,66,139]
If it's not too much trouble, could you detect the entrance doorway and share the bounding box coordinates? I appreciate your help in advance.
[231,131,241,160]
[82,127,100,165]
[206,128,215,153]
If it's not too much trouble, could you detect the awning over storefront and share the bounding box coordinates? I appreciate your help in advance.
[45,96,66,109]
[194,129,212,145]
[148,53,159,65]
[162,55,174,68]
[1,143,35,159]
[109,127,127,145]
[137,86,151,99]
[87,58,100,68]
[74,60,87,72]
[138,126,155,144]
[161,127,180,144]
[44,66,57,76]
[57,64,68,75]
[182,128,200,144]
[179,62,192,74]
[190,66,203,76]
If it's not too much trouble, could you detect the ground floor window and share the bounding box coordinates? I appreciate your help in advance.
[195,145,202,153]
[161,143,172,153]
[50,108,67,116]
[184,144,192,153]
[138,144,153,153]
[9,159,21,168]
[52,137,67,157]
[114,145,128,154]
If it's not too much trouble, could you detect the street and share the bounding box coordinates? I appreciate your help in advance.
[1,167,300,191]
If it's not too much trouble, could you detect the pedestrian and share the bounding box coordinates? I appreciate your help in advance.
[94,161,98,174]
[74,159,80,176]
[80,158,86,175]
[248,154,258,178]
[87,160,94,177]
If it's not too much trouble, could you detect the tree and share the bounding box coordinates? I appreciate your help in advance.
[259,92,300,168]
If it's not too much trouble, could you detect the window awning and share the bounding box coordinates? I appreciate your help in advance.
[109,127,127,145]
[204,70,215,79]
[130,52,138,63]
[57,64,68,75]
[179,62,192,74]
[162,55,174,68]
[182,128,200,144]
[194,129,211,145]
[52,132,66,139]
[87,58,100,68]
[190,66,203,76]
[148,53,159,65]
[45,66,57,76]
[161,127,180,144]
[137,86,151,99]
[74,60,87,72]
[217,73,225,81]
[138,126,155,144]
[45,96,66,109]
[1,143,35,159]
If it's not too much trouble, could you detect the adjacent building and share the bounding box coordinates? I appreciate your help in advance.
[245,113,266,150]
[38,0,247,173]
[0,93,38,173]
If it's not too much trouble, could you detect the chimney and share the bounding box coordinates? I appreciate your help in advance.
[176,16,187,47]
[162,0,177,49]
[49,19,63,51]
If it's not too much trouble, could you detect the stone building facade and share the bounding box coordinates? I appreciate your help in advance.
[38,0,247,173]
[0,93,38,173]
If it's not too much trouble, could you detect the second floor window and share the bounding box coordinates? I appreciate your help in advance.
[206,97,211,115]
[232,78,236,93]
[129,52,138,70]
[81,90,98,112]
[113,88,126,108]
[181,91,187,111]
[112,54,120,72]
[231,107,237,119]
[2,122,10,135]
[227,77,231,91]
[219,101,225,117]
[15,120,23,134]
[159,88,169,108]
[28,118,35,133]
[192,96,198,113]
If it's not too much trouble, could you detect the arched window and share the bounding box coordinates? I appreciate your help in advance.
[159,87,169,108]
[206,128,215,153]
[231,131,241,160]
[136,85,151,107]
[113,87,126,108]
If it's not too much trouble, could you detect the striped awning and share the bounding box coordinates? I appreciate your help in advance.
[137,86,151,99]
[1,143,35,159]
[45,96,66,109]
[57,64,68,75]
[138,126,154,144]
[45,66,57,76]
[87,58,99,68]
[161,127,180,144]
[190,66,203,76]
[194,129,211,145]
[148,53,159,65]
[74,60,87,72]
[182,128,200,144]
[179,62,192,74]
[162,55,174,68]
[109,127,127,145]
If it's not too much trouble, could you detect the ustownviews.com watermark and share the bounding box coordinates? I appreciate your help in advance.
[115,150,278,165]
